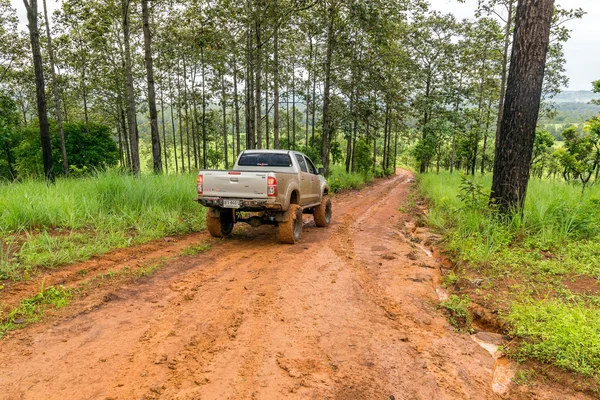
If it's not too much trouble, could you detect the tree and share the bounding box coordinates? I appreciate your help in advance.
[122,0,140,176]
[490,0,555,213]
[23,0,54,183]
[141,0,162,173]
[42,0,68,177]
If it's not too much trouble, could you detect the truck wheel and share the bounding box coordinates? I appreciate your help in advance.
[314,196,332,227]
[278,204,302,244]
[206,210,234,238]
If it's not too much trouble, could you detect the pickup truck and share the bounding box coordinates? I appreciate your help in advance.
[196,150,331,244]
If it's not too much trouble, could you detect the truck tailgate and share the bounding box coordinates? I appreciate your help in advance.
[202,171,268,198]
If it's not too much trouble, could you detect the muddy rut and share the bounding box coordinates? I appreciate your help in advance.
[0,171,590,400]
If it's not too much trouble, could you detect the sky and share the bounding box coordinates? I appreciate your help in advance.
[9,0,600,91]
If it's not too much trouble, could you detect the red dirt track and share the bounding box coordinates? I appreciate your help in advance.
[0,171,592,400]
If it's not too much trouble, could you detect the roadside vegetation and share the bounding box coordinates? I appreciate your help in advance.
[0,171,206,281]
[0,164,392,283]
[419,172,600,384]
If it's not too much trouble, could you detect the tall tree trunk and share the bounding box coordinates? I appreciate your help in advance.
[168,73,179,173]
[292,62,296,150]
[255,17,262,149]
[345,84,355,173]
[305,36,312,148]
[495,0,515,146]
[481,97,493,174]
[286,87,290,147]
[201,47,207,168]
[245,19,255,150]
[42,0,68,177]
[120,105,131,169]
[383,105,389,170]
[24,0,54,182]
[142,0,162,174]
[122,0,140,176]
[273,25,280,149]
[189,63,199,169]
[176,62,185,172]
[393,125,398,171]
[311,47,317,147]
[183,57,192,170]
[160,88,168,174]
[265,54,270,149]
[82,66,89,131]
[222,69,229,169]
[491,0,554,213]
[191,71,201,169]
[233,62,241,155]
[321,2,336,175]
[117,115,124,167]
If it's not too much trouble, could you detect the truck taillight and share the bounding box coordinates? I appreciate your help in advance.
[196,174,203,196]
[267,176,277,197]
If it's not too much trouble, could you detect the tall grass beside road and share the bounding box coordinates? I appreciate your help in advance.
[0,171,205,280]
[419,172,600,382]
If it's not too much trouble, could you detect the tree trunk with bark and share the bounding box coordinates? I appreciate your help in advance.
[122,0,140,176]
[42,0,68,176]
[142,0,162,174]
[24,0,54,182]
[321,2,335,176]
[495,0,515,146]
[490,0,554,213]
[273,26,280,149]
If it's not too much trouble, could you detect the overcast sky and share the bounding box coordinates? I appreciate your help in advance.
[10,0,599,91]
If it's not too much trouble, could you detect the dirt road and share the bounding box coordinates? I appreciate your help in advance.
[0,171,590,400]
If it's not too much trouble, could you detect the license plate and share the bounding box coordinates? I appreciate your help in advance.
[223,199,241,208]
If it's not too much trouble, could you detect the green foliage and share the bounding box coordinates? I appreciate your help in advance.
[556,124,600,189]
[441,294,472,331]
[180,244,211,256]
[457,174,489,209]
[58,122,120,174]
[352,139,372,175]
[419,172,600,378]
[13,121,119,178]
[327,165,374,193]
[507,300,600,377]
[0,283,72,338]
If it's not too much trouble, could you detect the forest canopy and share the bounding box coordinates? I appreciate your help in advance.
[0,0,588,184]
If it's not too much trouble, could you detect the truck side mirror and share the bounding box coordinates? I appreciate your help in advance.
[318,168,325,176]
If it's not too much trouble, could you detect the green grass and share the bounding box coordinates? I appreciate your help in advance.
[327,165,376,193]
[0,282,72,338]
[419,172,600,378]
[0,166,388,282]
[0,170,206,280]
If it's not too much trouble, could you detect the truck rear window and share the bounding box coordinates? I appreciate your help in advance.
[238,153,292,167]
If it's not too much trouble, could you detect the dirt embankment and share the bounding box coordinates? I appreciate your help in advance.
[0,171,591,400]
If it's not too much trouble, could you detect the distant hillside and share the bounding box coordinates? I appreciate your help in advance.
[551,90,597,104]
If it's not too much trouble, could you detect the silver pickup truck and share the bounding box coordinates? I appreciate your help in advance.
[196,150,331,243]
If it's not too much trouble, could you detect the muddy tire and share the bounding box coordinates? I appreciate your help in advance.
[206,210,234,238]
[314,196,332,227]
[278,204,302,244]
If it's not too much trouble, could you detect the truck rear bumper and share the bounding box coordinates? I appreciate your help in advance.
[197,197,282,211]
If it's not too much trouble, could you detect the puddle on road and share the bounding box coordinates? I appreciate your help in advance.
[470,334,516,396]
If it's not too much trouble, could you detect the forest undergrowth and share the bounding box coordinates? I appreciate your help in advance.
[419,172,600,387]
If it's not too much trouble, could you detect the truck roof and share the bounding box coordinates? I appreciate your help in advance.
[241,149,296,155]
